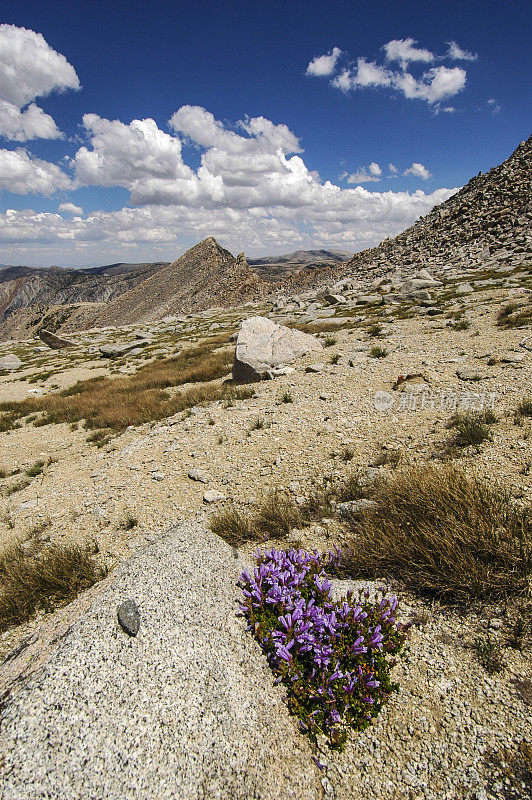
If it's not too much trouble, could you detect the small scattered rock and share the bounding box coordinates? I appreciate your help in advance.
[203,490,226,504]
[456,368,488,381]
[188,468,212,483]
[0,353,22,371]
[306,363,325,373]
[100,340,150,358]
[336,499,379,516]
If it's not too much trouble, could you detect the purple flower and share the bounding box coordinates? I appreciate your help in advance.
[239,546,405,747]
[370,625,383,648]
[343,673,358,695]
[352,635,367,655]
[276,639,294,661]
[328,709,341,725]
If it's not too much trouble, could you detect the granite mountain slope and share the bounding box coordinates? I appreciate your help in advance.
[338,135,531,281]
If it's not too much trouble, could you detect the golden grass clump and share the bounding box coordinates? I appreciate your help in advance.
[0,339,245,433]
[0,541,108,632]
[340,465,531,604]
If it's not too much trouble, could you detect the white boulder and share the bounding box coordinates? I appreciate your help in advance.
[233,316,322,382]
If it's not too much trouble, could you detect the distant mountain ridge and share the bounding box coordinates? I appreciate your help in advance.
[86,238,266,328]
[249,249,352,266]
[0,262,166,326]
[0,239,269,339]
[0,249,350,336]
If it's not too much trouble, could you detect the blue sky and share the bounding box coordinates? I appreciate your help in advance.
[0,0,530,266]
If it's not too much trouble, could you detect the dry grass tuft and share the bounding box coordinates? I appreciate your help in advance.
[0,541,108,632]
[255,490,303,537]
[209,506,259,546]
[369,345,388,358]
[474,635,506,674]
[447,410,496,448]
[497,302,532,328]
[211,490,304,546]
[516,397,532,420]
[373,448,403,468]
[340,465,531,604]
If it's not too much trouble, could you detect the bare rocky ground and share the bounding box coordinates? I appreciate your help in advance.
[0,263,531,799]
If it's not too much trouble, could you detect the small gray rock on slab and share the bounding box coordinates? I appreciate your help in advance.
[117,599,140,636]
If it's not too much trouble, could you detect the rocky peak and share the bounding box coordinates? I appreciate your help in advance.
[178,236,234,264]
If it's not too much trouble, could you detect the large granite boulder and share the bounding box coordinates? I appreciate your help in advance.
[399,272,442,296]
[38,329,76,349]
[233,316,322,382]
[0,521,322,800]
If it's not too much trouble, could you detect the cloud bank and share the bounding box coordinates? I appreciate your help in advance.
[0,105,456,261]
[0,26,459,264]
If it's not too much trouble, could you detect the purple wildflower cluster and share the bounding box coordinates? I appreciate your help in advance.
[239,548,406,748]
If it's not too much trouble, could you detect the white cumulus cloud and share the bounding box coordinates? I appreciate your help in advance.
[0,148,71,194]
[59,202,83,216]
[383,38,434,68]
[394,66,466,103]
[74,114,198,205]
[346,161,382,183]
[404,162,431,180]
[0,24,80,141]
[446,41,478,61]
[323,38,473,108]
[306,47,342,76]
[0,100,61,141]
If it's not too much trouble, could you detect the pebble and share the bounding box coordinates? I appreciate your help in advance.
[117,599,141,636]
[203,490,226,504]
